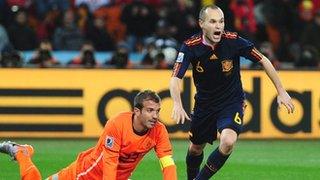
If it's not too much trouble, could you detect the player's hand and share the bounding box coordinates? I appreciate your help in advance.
[277,91,294,114]
[171,103,190,124]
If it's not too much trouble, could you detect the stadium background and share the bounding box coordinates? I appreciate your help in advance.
[0,0,320,179]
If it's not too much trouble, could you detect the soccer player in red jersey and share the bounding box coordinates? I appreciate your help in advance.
[0,90,177,180]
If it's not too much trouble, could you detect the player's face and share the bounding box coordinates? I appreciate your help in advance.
[199,8,225,44]
[138,100,161,130]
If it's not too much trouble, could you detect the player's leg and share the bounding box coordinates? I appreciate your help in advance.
[0,141,42,180]
[187,107,217,180]
[195,103,244,179]
[46,161,77,180]
[219,128,238,154]
[46,147,96,180]
[195,129,238,179]
[186,142,206,180]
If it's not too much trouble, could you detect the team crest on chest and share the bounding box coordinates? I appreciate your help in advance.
[221,59,233,72]
[143,141,153,149]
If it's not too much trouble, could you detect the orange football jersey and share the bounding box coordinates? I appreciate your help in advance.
[73,112,175,180]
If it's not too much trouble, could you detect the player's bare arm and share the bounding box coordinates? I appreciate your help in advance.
[259,57,295,114]
[169,77,190,124]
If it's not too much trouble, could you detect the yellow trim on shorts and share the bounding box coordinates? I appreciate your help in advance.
[159,155,175,170]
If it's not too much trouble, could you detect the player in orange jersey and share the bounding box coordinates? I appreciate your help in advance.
[0,90,177,180]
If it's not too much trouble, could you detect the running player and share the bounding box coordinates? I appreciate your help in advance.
[170,5,294,180]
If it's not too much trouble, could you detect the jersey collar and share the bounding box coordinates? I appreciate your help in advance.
[201,34,218,51]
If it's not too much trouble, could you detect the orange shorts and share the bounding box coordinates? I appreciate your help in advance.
[46,161,76,180]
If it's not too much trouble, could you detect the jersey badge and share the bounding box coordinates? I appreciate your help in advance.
[106,136,114,148]
[143,141,153,149]
[221,59,233,72]
[176,52,184,62]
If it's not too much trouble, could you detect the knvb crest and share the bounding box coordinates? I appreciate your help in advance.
[221,59,233,73]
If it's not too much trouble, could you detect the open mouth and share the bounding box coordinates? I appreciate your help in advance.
[149,120,157,125]
[214,31,221,36]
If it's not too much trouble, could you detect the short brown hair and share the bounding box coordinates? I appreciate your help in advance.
[134,90,161,109]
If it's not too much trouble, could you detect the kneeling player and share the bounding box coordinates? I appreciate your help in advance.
[0,90,177,180]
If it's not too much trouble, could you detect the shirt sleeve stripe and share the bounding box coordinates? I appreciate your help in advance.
[172,63,181,77]
[250,48,263,61]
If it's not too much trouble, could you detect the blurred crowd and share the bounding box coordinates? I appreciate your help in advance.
[0,0,319,69]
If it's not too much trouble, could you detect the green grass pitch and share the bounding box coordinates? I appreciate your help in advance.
[0,139,319,179]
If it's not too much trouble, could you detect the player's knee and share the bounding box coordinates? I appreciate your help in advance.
[188,145,204,156]
[220,138,236,155]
